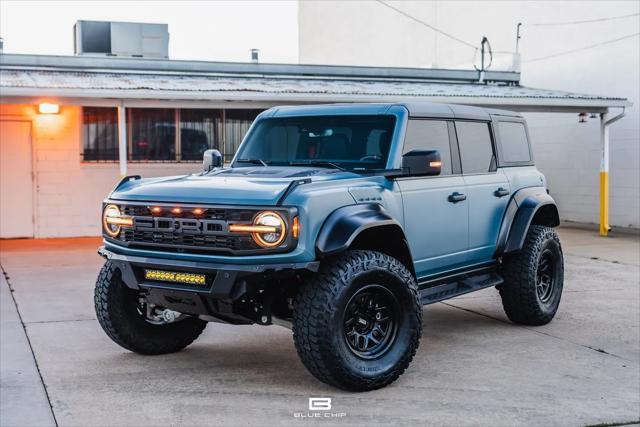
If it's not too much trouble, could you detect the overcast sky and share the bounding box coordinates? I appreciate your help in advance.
[0,1,299,63]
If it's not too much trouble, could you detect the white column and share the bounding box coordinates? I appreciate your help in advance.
[598,108,626,236]
[600,113,609,175]
[117,105,127,176]
[599,112,609,236]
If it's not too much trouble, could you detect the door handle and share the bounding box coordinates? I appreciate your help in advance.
[494,187,510,198]
[448,192,467,203]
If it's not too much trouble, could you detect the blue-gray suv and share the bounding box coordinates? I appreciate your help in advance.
[95,103,564,391]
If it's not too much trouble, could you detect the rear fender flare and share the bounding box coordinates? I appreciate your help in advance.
[496,187,560,255]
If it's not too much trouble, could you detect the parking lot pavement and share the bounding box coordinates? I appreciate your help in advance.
[1,227,638,427]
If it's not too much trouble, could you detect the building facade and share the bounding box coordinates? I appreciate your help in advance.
[0,51,631,238]
[0,102,262,238]
[298,0,640,228]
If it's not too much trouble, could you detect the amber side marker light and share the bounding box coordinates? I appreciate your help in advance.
[292,216,300,238]
[193,208,205,215]
[171,207,183,215]
[149,206,163,214]
[429,161,442,168]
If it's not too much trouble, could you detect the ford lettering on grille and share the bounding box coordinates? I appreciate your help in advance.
[135,217,227,235]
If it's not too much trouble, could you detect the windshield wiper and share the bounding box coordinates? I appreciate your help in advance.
[236,158,268,167]
[289,161,345,171]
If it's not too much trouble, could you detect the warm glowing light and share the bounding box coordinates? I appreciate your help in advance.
[150,206,162,214]
[228,211,287,248]
[171,207,182,215]
[229,224,278,233]
[251,211,287,248]
[102,204,133,238]
[193,208,204,215]
[38,103,60,114]
[292,216,300,238]
[429,161,442,168]
[105,216,133,226]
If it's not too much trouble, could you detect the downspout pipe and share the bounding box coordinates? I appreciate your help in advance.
[599,107,626,236]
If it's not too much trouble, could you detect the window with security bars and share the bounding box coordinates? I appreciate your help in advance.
[82,107,119,161]
[129,108,176,161]
[179,109,222,161]
[224,109,262,162]
[82,107,262,162]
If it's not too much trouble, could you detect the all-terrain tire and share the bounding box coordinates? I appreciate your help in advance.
[94,261,207,355]
[292,250,422,391]
[499,225,564,326]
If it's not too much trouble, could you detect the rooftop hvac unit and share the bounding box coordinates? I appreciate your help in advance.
[74,20,169,58]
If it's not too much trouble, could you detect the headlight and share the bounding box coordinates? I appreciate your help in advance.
[229,210,288,248]
[252,211,286,248]
[102,204,133,238]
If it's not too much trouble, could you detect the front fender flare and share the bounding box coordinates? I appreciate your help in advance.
[496,187,560,255]
[315,204,402,257]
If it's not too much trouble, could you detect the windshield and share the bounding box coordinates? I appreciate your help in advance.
[233,115,396,171]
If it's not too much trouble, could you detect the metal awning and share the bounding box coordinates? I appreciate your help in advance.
[0,54,631,113]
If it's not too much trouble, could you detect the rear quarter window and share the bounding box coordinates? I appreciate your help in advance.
[498,121,531,163]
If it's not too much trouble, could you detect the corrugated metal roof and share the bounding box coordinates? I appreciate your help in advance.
[0,60,631,113]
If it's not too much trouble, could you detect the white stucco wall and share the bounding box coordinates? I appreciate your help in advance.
[0,104,203,238]
[299,0,640,228]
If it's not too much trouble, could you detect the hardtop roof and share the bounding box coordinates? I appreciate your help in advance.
[265,102,523,120]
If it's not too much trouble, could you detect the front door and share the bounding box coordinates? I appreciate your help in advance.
[0,120,34,238]
[397,119,468,278]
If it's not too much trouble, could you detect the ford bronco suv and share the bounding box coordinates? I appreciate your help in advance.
[95,102,563,391]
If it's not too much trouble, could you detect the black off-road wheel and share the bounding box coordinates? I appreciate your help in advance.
[292,250,422,391]
[94,261,207,355]
[499,225,564,326]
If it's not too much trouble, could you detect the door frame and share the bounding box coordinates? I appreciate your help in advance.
[0,116,38,238]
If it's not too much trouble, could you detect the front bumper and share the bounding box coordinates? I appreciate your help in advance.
[98,245,319,300]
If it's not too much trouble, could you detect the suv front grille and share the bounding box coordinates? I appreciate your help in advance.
[108,203,280,255]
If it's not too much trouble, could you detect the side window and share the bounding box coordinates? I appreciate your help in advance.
[403,120,453,176]
[455,121,495,174]
[498,121,531,163]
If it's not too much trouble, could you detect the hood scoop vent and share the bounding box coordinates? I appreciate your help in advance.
[217,167,341,178]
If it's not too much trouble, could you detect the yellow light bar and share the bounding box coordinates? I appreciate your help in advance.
[144,269,207,285]
[228,224,278,233]
[105,216,134,226]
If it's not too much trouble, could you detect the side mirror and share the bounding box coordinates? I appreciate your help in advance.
[401,150,441,176]
[203,149,223,172]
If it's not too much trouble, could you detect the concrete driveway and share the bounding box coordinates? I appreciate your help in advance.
[1,226,638,426]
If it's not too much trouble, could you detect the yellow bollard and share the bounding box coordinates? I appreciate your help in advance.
[599,171,610,236]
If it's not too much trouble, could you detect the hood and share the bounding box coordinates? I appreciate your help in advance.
[110,166,359,205]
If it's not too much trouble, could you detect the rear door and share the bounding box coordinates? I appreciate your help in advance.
[454,120,510,264]
[397,119,468,278]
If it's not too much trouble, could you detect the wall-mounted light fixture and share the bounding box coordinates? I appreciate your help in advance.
[38,103,60,114]
[578,112,588,123]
